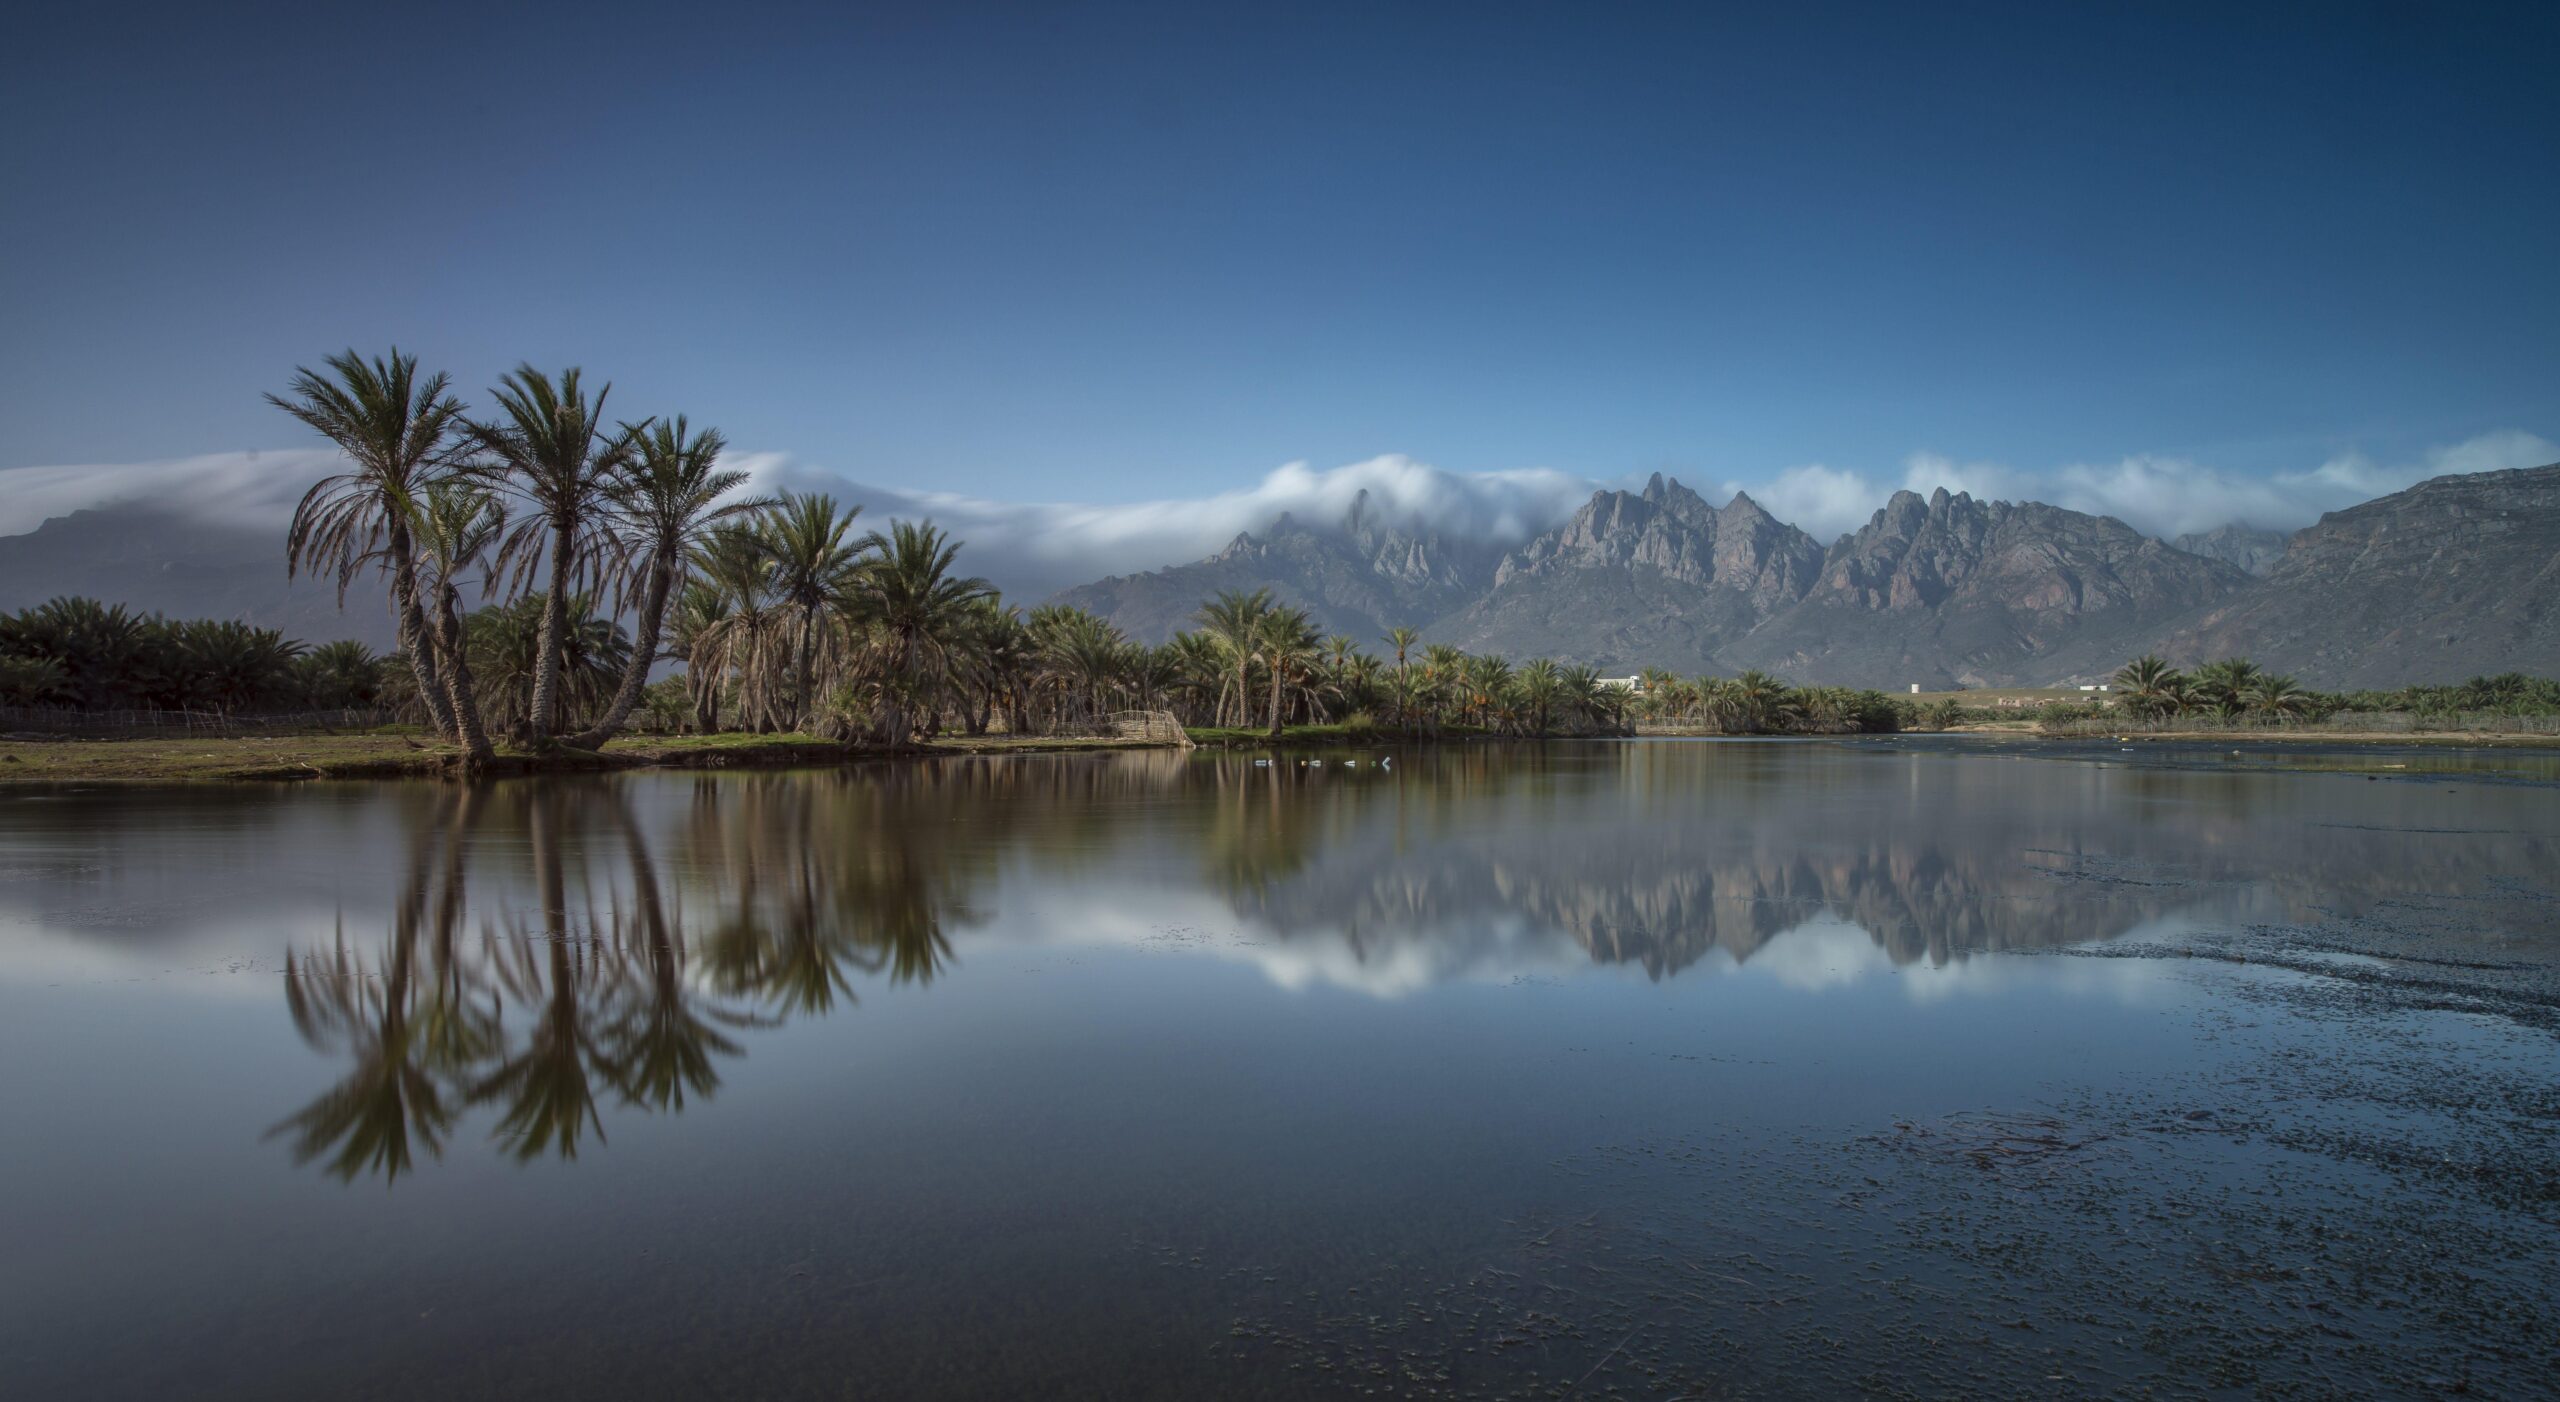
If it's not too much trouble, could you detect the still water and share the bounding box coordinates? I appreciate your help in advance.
[1,740,2554,1399]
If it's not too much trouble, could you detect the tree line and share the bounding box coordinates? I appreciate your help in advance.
[2108,656,2560,724]
[0,597,385,712]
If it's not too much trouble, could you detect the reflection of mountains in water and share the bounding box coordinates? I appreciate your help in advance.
[1203,744,2558,980]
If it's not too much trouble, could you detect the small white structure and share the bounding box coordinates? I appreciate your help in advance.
[1596,676,1643,690]
[2077,684,2112,692]
[1909,684,1921,694]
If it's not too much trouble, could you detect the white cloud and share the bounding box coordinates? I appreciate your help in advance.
[6,430,2549,593]
[0,448,347,537]
[722,452,1599,594]
[1720,463,1884,541]
[1719,429,2556,542]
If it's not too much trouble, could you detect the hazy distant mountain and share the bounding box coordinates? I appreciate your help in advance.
[2172,522,2291,576]
[18,463,2560,690]
[1431,474,1825,671]
[2151,462,2560,687]
[0,505,394,647]
[1046,488,1500,643]
[1716,488,2254,688]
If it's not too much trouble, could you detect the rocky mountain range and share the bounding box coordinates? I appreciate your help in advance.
[2150,463,2560,689]
[1050,463,2560,687]
[6,463,2555,688]
[2170,523,2290,577]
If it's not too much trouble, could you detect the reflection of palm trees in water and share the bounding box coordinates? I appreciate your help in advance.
[270,772,986,1180]
[691,771,974,1014]
[269,789,502,1181]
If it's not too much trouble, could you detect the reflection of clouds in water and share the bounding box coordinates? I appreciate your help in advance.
[1724,915,2191,1004]
[989,876,1592,999]
[0,899,352,995]
[994,881,2189,1005]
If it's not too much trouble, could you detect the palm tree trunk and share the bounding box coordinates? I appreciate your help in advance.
[569,552,675,750]
[385,524,457,740]
[527,520,574,744]
[430,580,495,767]
[1267,663,1285,738]
[792,608,821,730]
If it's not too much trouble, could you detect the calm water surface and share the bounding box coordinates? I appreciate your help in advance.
[2,740,2554,1399]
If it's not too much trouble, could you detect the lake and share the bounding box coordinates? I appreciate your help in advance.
[2,739,2554,1399]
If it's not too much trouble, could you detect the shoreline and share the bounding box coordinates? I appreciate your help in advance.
[5,722,2557,785]
[0,730,1179,784]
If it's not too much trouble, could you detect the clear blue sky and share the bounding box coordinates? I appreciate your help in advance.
[4,0,2555,500]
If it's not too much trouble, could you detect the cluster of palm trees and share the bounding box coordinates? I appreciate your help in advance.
[0,596,385,712]
[272,348,1014,766]
[267,347,1927,756]
[1618,668,1907,734]
[2111,655,2314,722]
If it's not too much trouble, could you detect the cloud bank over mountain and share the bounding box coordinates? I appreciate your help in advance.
[1719,430,2559,543]
[4,430,2548,598]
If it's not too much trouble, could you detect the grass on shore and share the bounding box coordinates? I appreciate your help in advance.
[0,727,1176,783]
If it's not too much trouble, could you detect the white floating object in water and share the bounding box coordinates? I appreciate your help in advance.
[1253,758,1271,767]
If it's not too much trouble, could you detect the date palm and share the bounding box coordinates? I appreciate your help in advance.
[1725,670,1795,734]
[410,481,504,761]
[570,417,763,749]
[757,492,867,728]
[1258,606,1319,736]
[2113,654,2191,720]
[842,520,995,746]
[1197,588,1275,727]
[2242,673,2310,723]
[268,348,467,740]
[468,365,644,743]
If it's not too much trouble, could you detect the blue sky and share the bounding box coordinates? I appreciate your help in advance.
[3,0,2556,566]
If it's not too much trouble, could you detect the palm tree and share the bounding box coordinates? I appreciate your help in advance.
[757,493,866,729]
[1381,626,1422,733]
[468,365,644,743]
[268,348,468,742]
[2191,657,2263,717]
[292,639,387,709]
[2113,654,2190,721]
[1259,606,1319,737]
[409,481,505,761]
[687,526,785,731]
[2242,673,2311,723]
[1516,657,1564,735]
[841,520,995,747]
[1725,670,1795,734]
[570,417,762,749]
[1197,588,1275,727]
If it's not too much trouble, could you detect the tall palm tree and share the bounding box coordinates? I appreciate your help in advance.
[468,365,643,743]
[268,348,468,742]
[1381,625,1422,733]
[1259,607,1319,737]
[688,526,784,731]
[1516,657,1564,735]
[842,520,995,747]
[1197,588,1275,727]
[570,417,762,749]
[757,492,866,728]
[409,481,505,761]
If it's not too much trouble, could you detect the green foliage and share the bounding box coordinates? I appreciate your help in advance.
[0,596,356,713]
